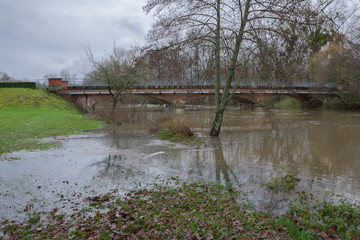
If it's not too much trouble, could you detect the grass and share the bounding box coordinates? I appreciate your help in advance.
[2,182,359,239]
[153,121,202,144]
[266,173,299,192]
[0,88,75,111]
[266,165,300,193]
[0,88,102,155]
[275,217,316,239]
[0,182,287,239]
[289,191,360,239]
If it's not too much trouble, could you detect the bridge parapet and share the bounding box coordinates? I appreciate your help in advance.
[46,77,338,89]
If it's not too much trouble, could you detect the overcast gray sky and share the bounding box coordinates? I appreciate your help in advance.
[0,0,152,80]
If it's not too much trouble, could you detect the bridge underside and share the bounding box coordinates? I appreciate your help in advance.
[146,93,325,108]
[236,94,325,108]
[66,91,331,113]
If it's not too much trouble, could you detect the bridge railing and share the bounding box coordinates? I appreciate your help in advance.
[35,77,338,89]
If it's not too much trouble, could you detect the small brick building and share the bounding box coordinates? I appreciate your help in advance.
[48,78,68,89]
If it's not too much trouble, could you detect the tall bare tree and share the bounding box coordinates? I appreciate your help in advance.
[144,0,338,136]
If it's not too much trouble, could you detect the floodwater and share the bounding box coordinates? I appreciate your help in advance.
[1,107,360,221]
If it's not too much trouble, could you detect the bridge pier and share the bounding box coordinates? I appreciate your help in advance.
[238,103,254,110]
[301,98,323,109]
[165,103,173,112]
[293,95,324,109]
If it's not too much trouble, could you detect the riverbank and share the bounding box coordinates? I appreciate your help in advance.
[0,88,102,155]
[2,181,359,239]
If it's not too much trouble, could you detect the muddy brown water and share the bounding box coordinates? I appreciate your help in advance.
[1,107,360,221]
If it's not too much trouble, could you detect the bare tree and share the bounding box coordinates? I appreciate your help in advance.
[144,0,338,136]
[0,72,14,82]
[59,69,76,82]
[145,42,214,86]
[44,68,76,81]
[85,46,147,114]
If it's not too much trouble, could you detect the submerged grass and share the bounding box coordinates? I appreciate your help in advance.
[0,88,102,155]
[154,121,202,144]
[2,182,359,239]
[266,165,300,193]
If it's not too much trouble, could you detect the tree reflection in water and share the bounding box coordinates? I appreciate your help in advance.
[87,155,136,180]
[209,137,239,185]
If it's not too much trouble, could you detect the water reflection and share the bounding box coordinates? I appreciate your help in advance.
[87,155,136,180]
[99,109,360,202]
[214,140,231,184]
[197,138,241,184]
[1,108,360,221]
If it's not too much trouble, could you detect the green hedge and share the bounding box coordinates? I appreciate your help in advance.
[0,82,36,89]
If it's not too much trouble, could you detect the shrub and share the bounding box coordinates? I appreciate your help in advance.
[0,82,36,89]
[152,121,200,143]
[168,121,194,137]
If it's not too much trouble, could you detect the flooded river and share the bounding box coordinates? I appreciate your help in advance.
[1,107,360,220]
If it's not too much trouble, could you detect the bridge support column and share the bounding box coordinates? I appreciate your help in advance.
[166,103,173,112]
[239,103,253,110]
[301,98,323,109]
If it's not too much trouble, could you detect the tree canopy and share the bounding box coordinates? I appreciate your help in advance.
[144,0,341,136]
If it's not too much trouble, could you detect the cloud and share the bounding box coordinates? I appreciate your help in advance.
[0,0,152,79]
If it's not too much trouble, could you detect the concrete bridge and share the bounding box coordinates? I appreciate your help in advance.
[56,85,338,112]
[47,77,338,111]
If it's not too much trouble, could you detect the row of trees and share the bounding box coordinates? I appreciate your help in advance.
[85,0,359,136]
[44,69,77,82]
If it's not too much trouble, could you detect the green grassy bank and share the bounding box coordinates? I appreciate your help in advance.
[0,88,102,155]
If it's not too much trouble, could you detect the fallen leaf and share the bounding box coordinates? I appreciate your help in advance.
[262,229,269,238]
[194,232,201,240]
[319,231,328,239]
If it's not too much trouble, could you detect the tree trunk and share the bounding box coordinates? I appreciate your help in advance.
[209,0,251,137]
[210,0,222,137]
[209,107,225,136]
[112,100,117,117]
